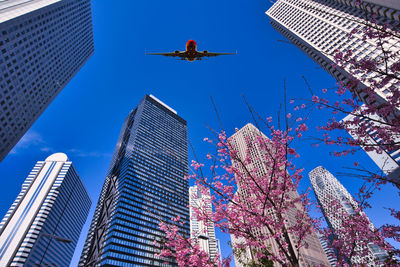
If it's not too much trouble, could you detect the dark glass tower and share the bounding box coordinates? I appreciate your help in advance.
[79,95,189,266]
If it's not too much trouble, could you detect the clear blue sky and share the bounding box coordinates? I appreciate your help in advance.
[0,0,398,266]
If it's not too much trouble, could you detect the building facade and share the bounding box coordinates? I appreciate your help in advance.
[342,108,400,189]
[0,0,94,162]
[363,0,400,13]
[309,166,388,265]
[229,123,330,266]
[189,186,220,261]
[0,153,91,266]
[266,0,400,107]
[79,95,190,266]
[317,233,338,267]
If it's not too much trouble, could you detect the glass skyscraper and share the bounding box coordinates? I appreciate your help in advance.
[0,153,91,266]
[79,95,190,266]
[0,0,94,162]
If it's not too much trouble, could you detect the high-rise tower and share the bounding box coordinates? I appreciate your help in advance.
[0,0,94,162]
[189,186,220,261]
[266,0,400,107]
[79,95,189,266]
[0,153,91,266]
[229,123,330,266]
[309,166,388,265]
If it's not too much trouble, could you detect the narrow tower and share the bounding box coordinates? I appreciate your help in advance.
[189,186,220,260]
[79,95,189,266]
[0,153,91,266]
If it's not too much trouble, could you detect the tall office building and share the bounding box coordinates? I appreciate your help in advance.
[79,95,189,266]
[189,186,220,261]
[266,0,400,107]
[0,153,91,266]
[309,166,388,265]
[229,123,330,266]
[342,108,400,189]
[0,0,94,162]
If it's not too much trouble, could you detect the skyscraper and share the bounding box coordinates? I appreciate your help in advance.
[342,108,400,189]
[0,0,94,162]
[189,186,220,261]
[266,0,400,107]
[0,153,91,266]
[229,123,330,266]
[309,166,388,265]
[79,95,189,266]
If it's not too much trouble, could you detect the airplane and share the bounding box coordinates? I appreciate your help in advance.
[146,40,236,62]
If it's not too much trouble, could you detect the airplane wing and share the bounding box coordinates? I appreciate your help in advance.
[197,51,237,58]
[146,51,185,57]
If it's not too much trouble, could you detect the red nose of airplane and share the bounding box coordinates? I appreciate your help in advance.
[186,40,196,46]
[186,40,197,51]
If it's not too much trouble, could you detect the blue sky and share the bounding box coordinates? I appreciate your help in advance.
[0,0,398,265]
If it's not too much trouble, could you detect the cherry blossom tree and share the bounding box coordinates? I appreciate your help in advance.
[156,113,320,266]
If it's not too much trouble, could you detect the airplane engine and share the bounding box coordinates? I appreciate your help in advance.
[203,50,208,54]
[174,50,180,54]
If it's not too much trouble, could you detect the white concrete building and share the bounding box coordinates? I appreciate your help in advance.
[0,153,91,266]
[309,166,388,265]
[342,108,400,189]
[0,0,94,162]
[189,185,220,261]
[266,0,400,108]
[229,123,330,266]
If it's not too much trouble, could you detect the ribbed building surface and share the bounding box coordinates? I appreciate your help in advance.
[229,123,330,267]
[266,0,400,107]
[0,153,91,266]
[79,95,189,266]
[317,233,338,267]
[189,186,220,261]
[309,166,388,265]
[0,0,94,162]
